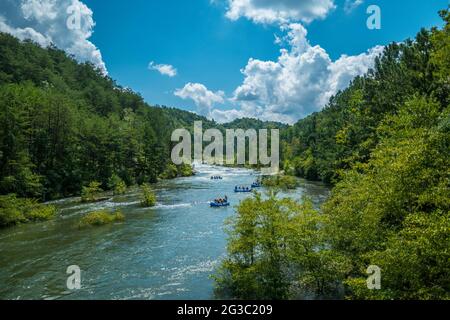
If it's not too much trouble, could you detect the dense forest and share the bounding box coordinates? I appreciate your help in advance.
[0,32,219,202]
[0,29,285,228]
[281,15,449,184]
[215,9,449,300]
[223,118,288,131]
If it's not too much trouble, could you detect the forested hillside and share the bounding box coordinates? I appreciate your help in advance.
[223,118,288,131]
[282,13,449,184]
[215,9,450,300]
[0,32,214,201]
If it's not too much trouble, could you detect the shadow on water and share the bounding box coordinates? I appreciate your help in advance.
[0,165,330,300]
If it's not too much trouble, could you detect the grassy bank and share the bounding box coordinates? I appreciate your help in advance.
[0,195,56,228]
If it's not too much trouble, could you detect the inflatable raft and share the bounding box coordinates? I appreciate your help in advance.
[210,201,230,207]
[234,188,252,193]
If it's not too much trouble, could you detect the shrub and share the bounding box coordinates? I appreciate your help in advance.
[0,194,56,228]
[81,181,103,203]
[214,194,343,299]
[262,175,298,190]
[160,163,178,179]
[25,203,57,222]
[140,183,157,207]
[178,163,194,177]
[159,163,195,179]
[108,174,127,195]
[0,199,24,227]
[78,210,125,228]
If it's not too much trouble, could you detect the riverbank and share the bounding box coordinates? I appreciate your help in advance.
[0,164,196,230]
[0,164,330,300]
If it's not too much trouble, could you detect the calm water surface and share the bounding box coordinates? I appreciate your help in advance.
[0,165,330,300]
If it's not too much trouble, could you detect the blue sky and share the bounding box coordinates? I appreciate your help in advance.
[0,0,446,123]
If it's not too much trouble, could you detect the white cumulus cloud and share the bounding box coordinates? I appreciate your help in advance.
[148,61,177,77]
[0,0,106,74]
[214,23,383,123]
[344,0,364,13]
[174,82,225,118]
[225,0,336,24]
[210,108,249,124]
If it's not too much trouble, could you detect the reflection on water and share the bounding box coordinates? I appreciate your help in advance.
[0,165,330,300]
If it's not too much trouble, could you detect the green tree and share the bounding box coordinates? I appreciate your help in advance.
[108,174,127,195]
[140,183,157,207]
[81,181,103,203]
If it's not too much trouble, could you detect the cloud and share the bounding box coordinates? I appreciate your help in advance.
[210,108,248,123]
[344,0,364,13]
[225,0,336,24]
[148,61,177,77]
[209,1,383,123]
[174,82,225,118]
[0,0,106,74]
[214,23,383,124]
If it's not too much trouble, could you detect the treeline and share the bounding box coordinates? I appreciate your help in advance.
[282,14,449,184]
[0,32,208,201]
[223,118,288,131]
[215,9,450,300]
[0,32,288,202]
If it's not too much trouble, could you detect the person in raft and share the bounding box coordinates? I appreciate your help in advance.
[214,196,228,204]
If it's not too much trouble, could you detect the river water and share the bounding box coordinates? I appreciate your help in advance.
[0,165,330,300]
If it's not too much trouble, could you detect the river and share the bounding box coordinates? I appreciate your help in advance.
[0,165,330,300]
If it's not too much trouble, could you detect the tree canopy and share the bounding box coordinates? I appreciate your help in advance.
[216,8,450,300]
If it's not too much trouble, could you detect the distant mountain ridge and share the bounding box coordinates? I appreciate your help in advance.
[222,117,288,130]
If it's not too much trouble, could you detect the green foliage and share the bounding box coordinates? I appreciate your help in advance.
[108,174,127,195]
[80,181,103,203]
[140,183,157,207]
[291,148,318,180]
[0,32,285,202]
[78,210,125,228]
[217,8,450,300]
[0,6,449,299]
[178,163,194,177]
[0,32,220,201]
[25,203,57,222]
[160,163,178,180]
[115,180,127,195]
[215,193,349,299]
[431,9,450,97]
[322,97,450,300]
[222,118,288,131]
[282,21,442,184]
[345,212,450,300]
[215,193,292,299]
[262,175,298,190]
[0,194,56,227]
[218,97,449,300]
[160,163,194,179]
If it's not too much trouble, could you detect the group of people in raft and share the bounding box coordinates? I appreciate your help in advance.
[210,176,261,207]
[212,195,228,205]
[235,186,252,192]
